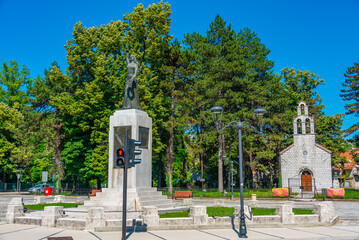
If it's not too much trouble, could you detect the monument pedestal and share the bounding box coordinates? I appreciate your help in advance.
[81,109,173,213]
[108,109,152,188]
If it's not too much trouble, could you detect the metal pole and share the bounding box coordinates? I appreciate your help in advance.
[231,161,234,200]
[122,130,129,240]
[238,128,247,238]
[19,170,21,192]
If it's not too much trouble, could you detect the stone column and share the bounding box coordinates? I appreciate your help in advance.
[189,206,208,225]
[315,201,335,223]
[42,206,64,227]
[140,206,159,227]
[6,198,23,224]
[234,205,253,223]
[326,201,335,220]
[276,204,294,224]
[315,203,329,223]
[86,207,106,230]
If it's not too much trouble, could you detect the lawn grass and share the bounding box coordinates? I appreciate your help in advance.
[24,203,83,210]
[192,189,277,198]
[158,206,314,218]
[251,207,276,216]
[293,208,313,215]
[315,188,359,200]
[207,207,234,217]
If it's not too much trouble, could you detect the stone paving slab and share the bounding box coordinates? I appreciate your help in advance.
[290,226,359,238]
[205,228,279,239]
[249,227,325,239]
[2,225,359,240]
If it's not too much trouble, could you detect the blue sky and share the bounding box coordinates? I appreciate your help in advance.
[1,0,358,135]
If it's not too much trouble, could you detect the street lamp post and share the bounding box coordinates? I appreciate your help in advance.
[210,106,266,238]
[231,160,234,201]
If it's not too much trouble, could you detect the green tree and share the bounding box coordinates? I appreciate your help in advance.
[0,102,23,182]
[340,62,359,136]
[0,60,34,182]
[184,15,276,190]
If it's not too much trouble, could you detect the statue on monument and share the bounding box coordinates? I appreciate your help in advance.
[123,38,142,110]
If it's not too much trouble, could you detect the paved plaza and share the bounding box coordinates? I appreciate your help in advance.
[1,193,359,239]
[1,223,359,240]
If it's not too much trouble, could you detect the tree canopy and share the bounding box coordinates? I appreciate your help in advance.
[0,2,347,191]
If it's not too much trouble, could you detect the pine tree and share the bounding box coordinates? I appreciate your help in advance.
[340,62,359,136]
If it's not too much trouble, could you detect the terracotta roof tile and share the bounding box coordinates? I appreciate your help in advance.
[333,151,358,170]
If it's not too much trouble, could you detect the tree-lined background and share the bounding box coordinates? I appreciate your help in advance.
[0,2,355,192]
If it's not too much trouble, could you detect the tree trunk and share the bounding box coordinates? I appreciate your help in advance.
[200,118,207,188]
[97,178,102,190]
[218,125,225,192]
[166,85,175,194]
[249,153,258,189]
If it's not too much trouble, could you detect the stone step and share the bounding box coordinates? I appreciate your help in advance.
[140,199,173,207]
[101,187,159,193]
[138,195,167,202]
[155,203,176,209]
[94,190,164,198]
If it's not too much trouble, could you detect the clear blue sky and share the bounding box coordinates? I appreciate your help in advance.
[1,0,358,136]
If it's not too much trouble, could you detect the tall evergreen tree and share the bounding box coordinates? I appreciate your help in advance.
[340,62,359,136]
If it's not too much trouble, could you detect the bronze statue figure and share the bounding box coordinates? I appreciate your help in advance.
[123,41,142,110]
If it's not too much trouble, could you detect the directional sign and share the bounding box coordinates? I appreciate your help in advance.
[42,171,48,183]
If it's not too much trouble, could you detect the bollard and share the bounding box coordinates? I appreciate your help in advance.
[251,194,257,201]
[6,198,24,224]
[276,204,294,224]
[86,207,106,230]
[190,205,208,225]
[234,205,253,223]
[141,206,159,226]
[42,206,64,227]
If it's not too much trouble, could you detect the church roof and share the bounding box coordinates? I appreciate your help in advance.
[279,144,293,155]
[279,143,332,155]
[315,143,332,153]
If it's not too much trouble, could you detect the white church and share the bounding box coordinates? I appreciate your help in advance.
[280,101,332,192]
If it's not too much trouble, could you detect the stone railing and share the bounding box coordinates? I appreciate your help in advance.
[141,202,336,230]
[6,197,336,231]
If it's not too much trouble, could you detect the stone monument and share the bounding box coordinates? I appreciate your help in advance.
[280,101,332,193]
[79,41,173,213]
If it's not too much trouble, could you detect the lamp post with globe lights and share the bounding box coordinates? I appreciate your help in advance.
[210,106,266,238]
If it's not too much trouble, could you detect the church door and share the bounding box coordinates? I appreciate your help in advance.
[301,171,312,191]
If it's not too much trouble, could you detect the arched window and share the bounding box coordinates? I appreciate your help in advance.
[305,118,311,134]
[300,104,305,115]
[297,119,302,134]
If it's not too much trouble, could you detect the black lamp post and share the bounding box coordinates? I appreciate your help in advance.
[210,106,266,238]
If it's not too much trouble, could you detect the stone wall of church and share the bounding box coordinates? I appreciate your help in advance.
[281,134,332,191]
